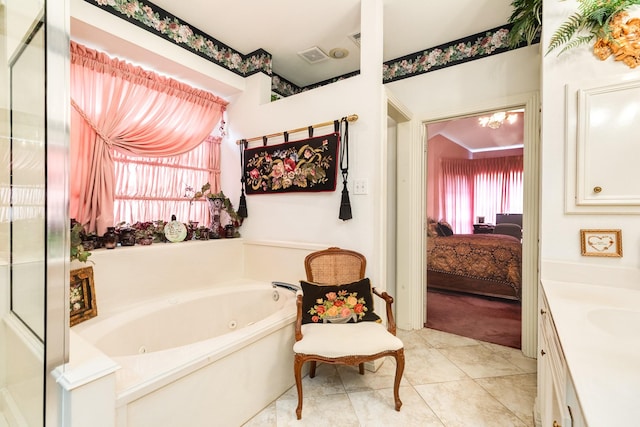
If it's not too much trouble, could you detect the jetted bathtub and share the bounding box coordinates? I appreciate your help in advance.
[72,280,297,427]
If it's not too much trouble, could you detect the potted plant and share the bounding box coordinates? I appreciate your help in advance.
[507,0,543,49]
[193,183,243,236]
[70,219,92,263]
[132,221,155,245]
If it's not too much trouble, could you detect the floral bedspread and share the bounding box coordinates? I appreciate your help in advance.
[427,234,522,290]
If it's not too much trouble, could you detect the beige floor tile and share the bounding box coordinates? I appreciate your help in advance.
[418,328,480,348]
[396,328,431,350]
[415,379,529,427]
[244,328,538,427]
[278,363,345,400]
[438,344,523,378]
[349,386,444,426]
[476,373,537,426]
[403,347,468,386]
[243,402,277,427]
[337,357,405,392]
[275,393,360,427]
[480,341,538,373]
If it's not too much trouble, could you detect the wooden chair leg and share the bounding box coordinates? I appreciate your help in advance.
[393,349,405,411]
[294,355,304,420]
[309,361,317,378]
[358,362,365,375]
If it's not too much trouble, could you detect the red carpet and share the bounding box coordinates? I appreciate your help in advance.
[426,289,521,349]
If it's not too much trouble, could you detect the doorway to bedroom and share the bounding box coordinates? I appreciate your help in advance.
[424,108,524,349]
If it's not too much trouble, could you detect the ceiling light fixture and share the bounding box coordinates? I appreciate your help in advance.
[329,48,349,59]
[478,111,518,129]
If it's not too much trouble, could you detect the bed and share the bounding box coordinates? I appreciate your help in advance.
[427,233,522,301]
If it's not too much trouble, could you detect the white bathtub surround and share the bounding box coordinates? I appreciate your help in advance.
[54,333,119,427]
[63,274,297,426]
[541,279,640,426]
[76,238,246,317]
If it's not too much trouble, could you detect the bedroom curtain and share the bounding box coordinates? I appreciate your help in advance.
[439,159,474,234]
[440,155,523,234]
[70,41,228,234]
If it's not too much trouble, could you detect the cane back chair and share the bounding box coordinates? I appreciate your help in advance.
[292,247,405,419]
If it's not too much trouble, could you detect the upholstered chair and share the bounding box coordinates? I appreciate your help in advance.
[292,247,405,419]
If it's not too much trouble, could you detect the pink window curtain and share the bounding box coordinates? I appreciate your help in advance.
[70,41,228,234]
[113,135,221,226]
[439,155,523,234]
[473,156,524,226]
[439,158,474,234]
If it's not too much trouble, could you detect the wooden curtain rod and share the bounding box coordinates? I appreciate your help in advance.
[236,114,358,145]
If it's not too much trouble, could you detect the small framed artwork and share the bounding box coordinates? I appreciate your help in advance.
[580,229,623,257]
[70,266,98,326]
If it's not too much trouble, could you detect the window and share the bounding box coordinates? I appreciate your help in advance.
[113,135,221,227]
[440,155,523,233]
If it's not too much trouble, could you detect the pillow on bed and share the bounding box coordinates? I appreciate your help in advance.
[300,278,381,324]
[427,222,438,237]
[436,220,454,236]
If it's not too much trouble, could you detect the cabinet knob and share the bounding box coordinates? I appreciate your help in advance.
[540,308,547,315]
[540,349,546,356]
[553,421,561,427]
[593,186,602,193]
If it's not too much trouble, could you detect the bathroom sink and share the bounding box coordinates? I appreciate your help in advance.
[587,308,640,339]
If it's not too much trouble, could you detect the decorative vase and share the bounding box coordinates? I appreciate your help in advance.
[103,227,117,249]
[207,197,224,232]
[196,226,210,240]
[119,228,136,246]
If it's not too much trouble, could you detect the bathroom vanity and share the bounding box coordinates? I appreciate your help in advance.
[538,280,640,426]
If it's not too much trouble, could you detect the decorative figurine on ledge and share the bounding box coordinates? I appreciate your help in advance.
[192,183,243,238]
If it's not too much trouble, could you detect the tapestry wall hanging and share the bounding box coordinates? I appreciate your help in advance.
[243,132,339,194]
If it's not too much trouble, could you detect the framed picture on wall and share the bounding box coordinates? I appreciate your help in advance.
[580,229,623,257]
[70,266,98,326]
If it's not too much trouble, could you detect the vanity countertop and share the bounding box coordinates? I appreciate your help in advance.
[541,280,640,426]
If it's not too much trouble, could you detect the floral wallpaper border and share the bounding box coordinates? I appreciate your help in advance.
[272,70,361,98]
[84,1,538,97]
[85,0,272,78]
[383,24,539,84]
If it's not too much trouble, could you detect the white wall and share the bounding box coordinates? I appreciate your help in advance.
[385,45,540,117]
[541,1,640,286]
[223,0,387,284]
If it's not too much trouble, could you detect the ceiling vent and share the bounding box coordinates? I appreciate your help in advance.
[297,47,329,64]
[348,31,361,47]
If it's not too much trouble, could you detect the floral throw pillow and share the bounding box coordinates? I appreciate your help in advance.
[300,278,381,324]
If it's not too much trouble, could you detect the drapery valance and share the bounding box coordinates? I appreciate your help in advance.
[70,41,228,234]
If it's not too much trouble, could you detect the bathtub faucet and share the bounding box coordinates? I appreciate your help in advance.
[271,281,301,293]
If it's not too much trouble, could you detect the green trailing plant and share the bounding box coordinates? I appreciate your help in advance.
[547,0,640,56]
[508,0,543,48]
[70,220,92,263]
[193,183,243,225]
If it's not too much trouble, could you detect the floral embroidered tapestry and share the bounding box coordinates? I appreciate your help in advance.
[243,133,339,194]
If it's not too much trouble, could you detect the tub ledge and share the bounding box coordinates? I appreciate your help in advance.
[53,330,120,427]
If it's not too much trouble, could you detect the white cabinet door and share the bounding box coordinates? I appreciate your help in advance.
[566,77,640,213]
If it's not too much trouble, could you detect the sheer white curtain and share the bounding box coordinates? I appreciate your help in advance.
[113,135,221,226]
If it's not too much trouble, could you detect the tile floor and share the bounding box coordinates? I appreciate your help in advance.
[244,328,537,427]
